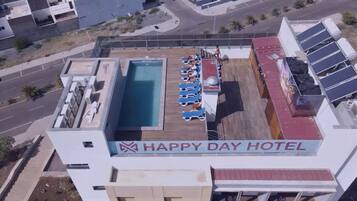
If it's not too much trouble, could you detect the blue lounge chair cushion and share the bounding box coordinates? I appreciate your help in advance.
[179,87,201,97]
[178,80,200,89]
[182,107,206,121]
[177,95,201,106]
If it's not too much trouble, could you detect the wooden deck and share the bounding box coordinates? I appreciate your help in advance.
[109,48,207,141]
[215,59,272,140]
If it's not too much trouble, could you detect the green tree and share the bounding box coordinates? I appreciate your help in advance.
[0,136,15,161]
[230,20,244,31]
[22,86,38,100]
[260,14,267,20]
[12,37,31,51]
[218,26,230,34]
[294,0,305,9]
[246,16,257,25]
[271,8,281,16]
[342,12,357,25]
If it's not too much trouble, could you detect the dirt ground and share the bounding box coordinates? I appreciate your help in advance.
[29,177,82,201]
[0,160,16,187]
[0,146,28,187]
[0,8,171,70]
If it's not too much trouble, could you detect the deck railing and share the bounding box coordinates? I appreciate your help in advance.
[91,33,276,57]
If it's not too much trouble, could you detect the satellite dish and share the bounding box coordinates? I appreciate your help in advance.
[207,76,218,86]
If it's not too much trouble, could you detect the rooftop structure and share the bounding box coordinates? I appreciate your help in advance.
[47,18,357,201]
[52,58,119,130]
[5,0,31,19]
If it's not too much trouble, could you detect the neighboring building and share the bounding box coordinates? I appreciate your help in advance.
[47,18,357,201]
[189,0,235,9]
[0,0,147,44]
[0,0,78,40]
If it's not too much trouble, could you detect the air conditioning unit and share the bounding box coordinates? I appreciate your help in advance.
[54,115,68,128]
[60,104,75,127]
[84,88,93,105]
[89,76,97,92]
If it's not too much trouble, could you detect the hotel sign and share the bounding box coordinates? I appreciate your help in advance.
[109,140,321,156]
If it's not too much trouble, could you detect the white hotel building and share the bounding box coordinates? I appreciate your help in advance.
[47,18,357,201]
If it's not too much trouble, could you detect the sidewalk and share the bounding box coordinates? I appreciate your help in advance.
[0,42,95,78]
[5,116,54,201]
[121,4,180,36]
[14,115,53,146]
[181,0,253,16]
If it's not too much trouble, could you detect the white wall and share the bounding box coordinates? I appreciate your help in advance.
[202,91,218,122]
[0,17,14,39]
[278,18,301,57]
[48,129,113,201]
[205,46,251,59]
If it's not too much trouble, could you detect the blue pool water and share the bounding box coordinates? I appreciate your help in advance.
[118,60,163,128]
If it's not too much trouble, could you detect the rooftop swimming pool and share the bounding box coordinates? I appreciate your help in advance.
[118,59,166,130]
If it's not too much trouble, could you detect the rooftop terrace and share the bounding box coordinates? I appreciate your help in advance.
[110,48,274,141]
[111,48,207,141]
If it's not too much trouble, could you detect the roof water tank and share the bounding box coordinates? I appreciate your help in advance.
[322,18,341,40]
[337,38,357,61]
[207,76,218,86]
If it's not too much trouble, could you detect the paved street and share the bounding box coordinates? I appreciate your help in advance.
[0,50,92,136]
[164,0,357,34]
[0,60,63,103]
[0,90,61,136]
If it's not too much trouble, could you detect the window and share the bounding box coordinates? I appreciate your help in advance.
[83,141,93,148]
[164,197,182,201]
[93,186,105,190]
[110,167,118,182]
[66,164,89,169]
[117,198,135,201]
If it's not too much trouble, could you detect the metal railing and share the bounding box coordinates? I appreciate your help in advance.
[91,33,276,57]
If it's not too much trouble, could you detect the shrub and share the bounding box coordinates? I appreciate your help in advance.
[283,6,290,12]
[136,16,143,25]
[246,16,257,25]
[0,56,6,64]
[117,16,126,22]
[12,37,31,51]
[0,136,15,161]
[342,12,357,25]
[230,20,244,31]
[306,0,315,4]
[294,0,305,9]
[271,8,281,16]
[22,86,38,100]
[218,26,230,34]
[260,14,267,20]
[7,98,16,104]
[149,8,160,14]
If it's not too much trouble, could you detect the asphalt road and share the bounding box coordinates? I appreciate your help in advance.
[0,60,64,103]
[0,90,61,136]
[164,0,357,34]
[0,50,92,136]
